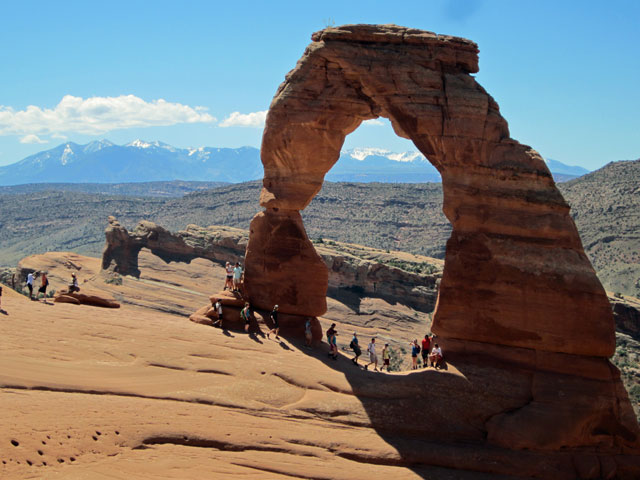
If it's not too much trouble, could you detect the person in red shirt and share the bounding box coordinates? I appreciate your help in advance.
[421,334,431,369]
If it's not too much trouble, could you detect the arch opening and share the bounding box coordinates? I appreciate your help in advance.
[299,119,449,361]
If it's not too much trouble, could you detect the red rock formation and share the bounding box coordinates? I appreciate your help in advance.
[54,289,120,308]
[242,24,640,477]
[102,216,246,277]
[245,23,613,357]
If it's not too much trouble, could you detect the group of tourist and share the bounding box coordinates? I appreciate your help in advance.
[339,327,443,372]
[213,261,445,372]
[349,335,391,372]
[25,271,49,301]
[411,335,443,369]
[224,262,243,293]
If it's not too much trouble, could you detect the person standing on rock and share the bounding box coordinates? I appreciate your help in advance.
[350,332,361,365]
[382,343,391,372]
[38,271,49,300]
[224,262,234,291]
[212,299,223,328]
[411,339,421,370]
[365,338,378,371]
[267,305,280,340]
[304,319,313,348]
[26,272,34,300]
[241,302,251,332]
[69,272,80,293]
[326,323,338,360]
[421,334,432,369]
[233,262,243,293]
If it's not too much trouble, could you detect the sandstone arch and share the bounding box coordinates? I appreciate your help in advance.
[245,24,613,358]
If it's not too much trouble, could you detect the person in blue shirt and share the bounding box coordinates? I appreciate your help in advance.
[411,339,421,370]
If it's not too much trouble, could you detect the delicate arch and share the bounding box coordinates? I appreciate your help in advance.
[244,24,614,357]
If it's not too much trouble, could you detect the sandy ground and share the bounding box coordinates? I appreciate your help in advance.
[2,252,518,480]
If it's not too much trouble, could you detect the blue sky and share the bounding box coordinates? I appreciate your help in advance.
[1,0,638,170]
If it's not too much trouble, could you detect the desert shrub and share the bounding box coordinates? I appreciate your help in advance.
[629,385,640,403]
[382,259,438,275]
[105,274,123,286]
[388,346,405,372]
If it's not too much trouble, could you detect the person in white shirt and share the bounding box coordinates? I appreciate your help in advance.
[224,262,234,291]
[364,338,378,371]
[26,272,34,299]
[428,343,443,368]
[212,299,223,328]
[233,263,243,293]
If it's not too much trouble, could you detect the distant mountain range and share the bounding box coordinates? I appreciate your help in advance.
[0,140,589,186]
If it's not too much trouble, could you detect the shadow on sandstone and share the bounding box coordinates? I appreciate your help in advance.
[273,327,640,480]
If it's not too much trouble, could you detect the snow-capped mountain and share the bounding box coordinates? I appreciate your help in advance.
[0,140,263,185]
[0,141,589,186]
[328,148,441,183]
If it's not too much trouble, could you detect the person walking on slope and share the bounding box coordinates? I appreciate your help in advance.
[233,262,243,293]
[241,302,252,332]
[326,323,338,360]
[224,262,234,291]
[212,299,223,328]
[350,332,361,365]
[382,343,391,372]
[365,338,378,371]
[38,271,49,300]
[411,339,421,370]
[267,305,280,339]
[26,272,34,300]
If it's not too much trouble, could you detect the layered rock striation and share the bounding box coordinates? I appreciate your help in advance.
[241,24,640,478]
[245,23,612,357]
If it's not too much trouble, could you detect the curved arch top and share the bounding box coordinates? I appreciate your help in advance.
[245,24,614,357]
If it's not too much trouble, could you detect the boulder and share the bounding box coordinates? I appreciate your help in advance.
[54,289,120,308]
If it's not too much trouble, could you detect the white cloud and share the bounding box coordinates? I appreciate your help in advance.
[51,133,67,140]
[219,110,267,128]
[19,134,48,144]
[362,118,384,126]
[0,95,216,137]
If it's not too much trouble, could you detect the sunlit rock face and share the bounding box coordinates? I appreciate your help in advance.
[246,23,612,356]
[244,24,640,477]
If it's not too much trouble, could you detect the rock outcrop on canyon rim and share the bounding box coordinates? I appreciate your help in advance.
[241,24,640,478]
[103,217,443,315]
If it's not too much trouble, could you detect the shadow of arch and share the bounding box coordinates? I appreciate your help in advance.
[242,24,640,478]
